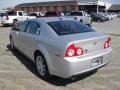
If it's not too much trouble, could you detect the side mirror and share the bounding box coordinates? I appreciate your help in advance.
[12,22,20,31]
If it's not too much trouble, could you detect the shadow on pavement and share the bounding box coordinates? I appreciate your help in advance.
[7,44,97,86]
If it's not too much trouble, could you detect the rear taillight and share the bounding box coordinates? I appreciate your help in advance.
[6,16,9,20]
[65,44,83,57]
[104,37,111,49]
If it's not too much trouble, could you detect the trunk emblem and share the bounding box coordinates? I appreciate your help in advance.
[85,49,88,53]
[93,41,97,45]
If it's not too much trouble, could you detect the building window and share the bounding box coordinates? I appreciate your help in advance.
[62,6,67,12]
[42,7,47,12]
[71,5,75,11]
[22,7,24,11]
[49,6,54,11]
[27,7,30,12]
[33,7,37,11]
[78,5,82,11]
[39,7,42,11]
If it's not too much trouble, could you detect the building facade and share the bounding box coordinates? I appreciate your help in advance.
[15,0,109,13]
[108,4,120,12]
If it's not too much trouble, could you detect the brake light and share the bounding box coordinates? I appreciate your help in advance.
[65,44,83,57]
[104,37,111,49]
[6,16,9,20]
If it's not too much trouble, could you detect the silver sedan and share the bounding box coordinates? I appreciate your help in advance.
[10,18,112,79]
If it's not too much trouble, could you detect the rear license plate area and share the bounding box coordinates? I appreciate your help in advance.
[92,56,103,67]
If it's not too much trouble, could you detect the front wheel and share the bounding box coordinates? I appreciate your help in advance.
[88,20,92,27]
[35,53,50,78]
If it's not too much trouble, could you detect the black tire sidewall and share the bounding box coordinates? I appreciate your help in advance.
[35,53,50,78]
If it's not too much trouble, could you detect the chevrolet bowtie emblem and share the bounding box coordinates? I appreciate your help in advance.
[93,41,97,45]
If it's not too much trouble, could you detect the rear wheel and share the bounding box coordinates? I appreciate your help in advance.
[3,24,9,27]
[98,19,102,22]
[35,52,50,78]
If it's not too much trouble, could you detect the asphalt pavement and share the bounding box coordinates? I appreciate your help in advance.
[93,18,120,35]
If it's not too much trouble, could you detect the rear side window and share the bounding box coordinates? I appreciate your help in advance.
[27,21,40,34]
[47,21,94,35]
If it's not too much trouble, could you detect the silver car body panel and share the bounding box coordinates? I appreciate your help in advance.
[10,18,112,78]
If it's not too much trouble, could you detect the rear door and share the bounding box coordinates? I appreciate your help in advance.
[22,21,41,59]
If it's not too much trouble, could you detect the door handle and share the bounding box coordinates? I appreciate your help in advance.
[32,37,36,41]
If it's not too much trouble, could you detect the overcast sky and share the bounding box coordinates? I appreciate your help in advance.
[0,0,120,9]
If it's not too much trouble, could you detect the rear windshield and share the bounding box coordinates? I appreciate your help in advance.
[70,12,82,16]
[47,21,94,35]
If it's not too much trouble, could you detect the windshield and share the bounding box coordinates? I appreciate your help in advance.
[47,21,94,35]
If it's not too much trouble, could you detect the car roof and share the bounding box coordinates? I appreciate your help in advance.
[31,17,75,23]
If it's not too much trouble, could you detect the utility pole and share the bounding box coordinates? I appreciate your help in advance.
[97,4,99,13]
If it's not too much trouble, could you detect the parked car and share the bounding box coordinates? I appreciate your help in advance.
[99,13,113,20]
[106,12,115,20]
[65,11,92,27]
[111,12,118,18]
[0,12,6,25]
[1,11,36,26]
[10,18,112,79]
[117,12,120,18]
[90,13,109,22]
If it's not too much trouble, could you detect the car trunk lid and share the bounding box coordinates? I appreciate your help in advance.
[61,32,109,55]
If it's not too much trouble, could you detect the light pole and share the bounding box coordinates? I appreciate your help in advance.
[97,3,99,14]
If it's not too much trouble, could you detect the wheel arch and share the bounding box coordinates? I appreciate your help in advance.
[34,46,54,75]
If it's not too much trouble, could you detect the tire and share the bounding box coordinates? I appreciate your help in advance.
[10,38,15,50]
[88,20,92,27]
[98,19,102,22]
[3,24,9,27]
[35,52,50,78]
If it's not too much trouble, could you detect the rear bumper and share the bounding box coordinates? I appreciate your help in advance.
[53,48,112,78]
